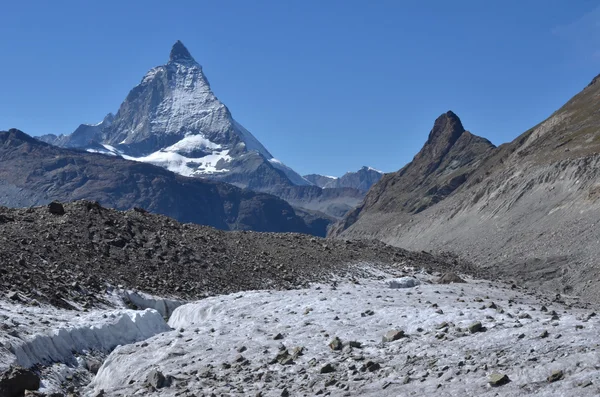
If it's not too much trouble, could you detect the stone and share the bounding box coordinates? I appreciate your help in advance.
[548,370,564,382]
[48,201,65,215]
[489,373,510,387]
[363,361,381,372]
[320,363,336,374]
[348,341,362,348]
[7,291,19,301]
[146,369,168,389]
[436,272,466,284]
[274,333,284,340]
[389,277,420,288]
[468,322,483,333]
[86,359,102,375]
[0,366,41,397]
[382,330,405,342]
[329,336,343,350]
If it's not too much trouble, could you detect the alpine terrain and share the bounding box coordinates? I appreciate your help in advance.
[332,75,600,302]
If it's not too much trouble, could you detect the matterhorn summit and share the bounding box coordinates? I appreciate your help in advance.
[44,41,310,189]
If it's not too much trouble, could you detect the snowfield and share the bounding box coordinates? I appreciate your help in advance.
[2,266,599,396]
[83,271,600,396]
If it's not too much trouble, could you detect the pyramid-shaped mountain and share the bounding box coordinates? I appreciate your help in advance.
[41,41,310,190]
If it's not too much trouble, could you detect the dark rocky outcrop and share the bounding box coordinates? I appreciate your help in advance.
[0,367,40,397]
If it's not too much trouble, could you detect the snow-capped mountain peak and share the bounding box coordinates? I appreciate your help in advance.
[45,41,311,188]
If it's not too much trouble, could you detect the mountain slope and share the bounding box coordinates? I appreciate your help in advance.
[330,111,494,235]
[0,129,321,234]
[332,77,600,301]
[305,166,383,191]
[44,41,310,190]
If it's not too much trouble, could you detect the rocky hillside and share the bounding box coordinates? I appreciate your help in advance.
[0,129,323,235]
[0,200,472,309]
[330,111,494,235]
[332,76,600,302]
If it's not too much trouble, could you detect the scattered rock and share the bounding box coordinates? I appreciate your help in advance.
[47,201,65,215]
[488,373,510,387]
[320,363,336,374]
[274,333,284,340]
[329,336,343,350]
[382,329,405,342]
[86,359,102,375]
[468,322,484,333]
[436,272,466,284]
[146,369,168,389]
[389,277,420,288]
[0,367,41,397]
[548,370,564,382]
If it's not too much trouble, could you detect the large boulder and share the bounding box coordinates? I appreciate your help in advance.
[0,367,40,397]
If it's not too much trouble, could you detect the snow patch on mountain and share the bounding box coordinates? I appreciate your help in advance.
[123,150,232,176]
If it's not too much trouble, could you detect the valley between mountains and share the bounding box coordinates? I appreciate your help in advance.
[2,40,600,396]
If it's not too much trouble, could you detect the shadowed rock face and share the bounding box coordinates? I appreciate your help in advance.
[0,129,321,234]
[331,75,600,303]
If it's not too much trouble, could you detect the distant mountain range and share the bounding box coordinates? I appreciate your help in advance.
[38,41,381,220]
[304,166,383,192]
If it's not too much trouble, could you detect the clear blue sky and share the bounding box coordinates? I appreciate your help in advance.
[1,1,599,176]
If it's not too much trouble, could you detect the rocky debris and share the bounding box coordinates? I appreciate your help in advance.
[320,363,336,374]
[388,277,420,288]
[146,369,169,389]
[437,272,466,284]
[0,367,40,397]
[0,201,472,308]
[86,359,102,375]
[489,373,510,386]
[548,370,564,382]
[468,321,485,333]
[47,201,65,215]
[329,336,343,351]
[382,330,405,342]
[270,350,294,365]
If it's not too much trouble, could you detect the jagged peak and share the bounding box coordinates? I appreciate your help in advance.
[426,111,465,145]
[169,40,195,63]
